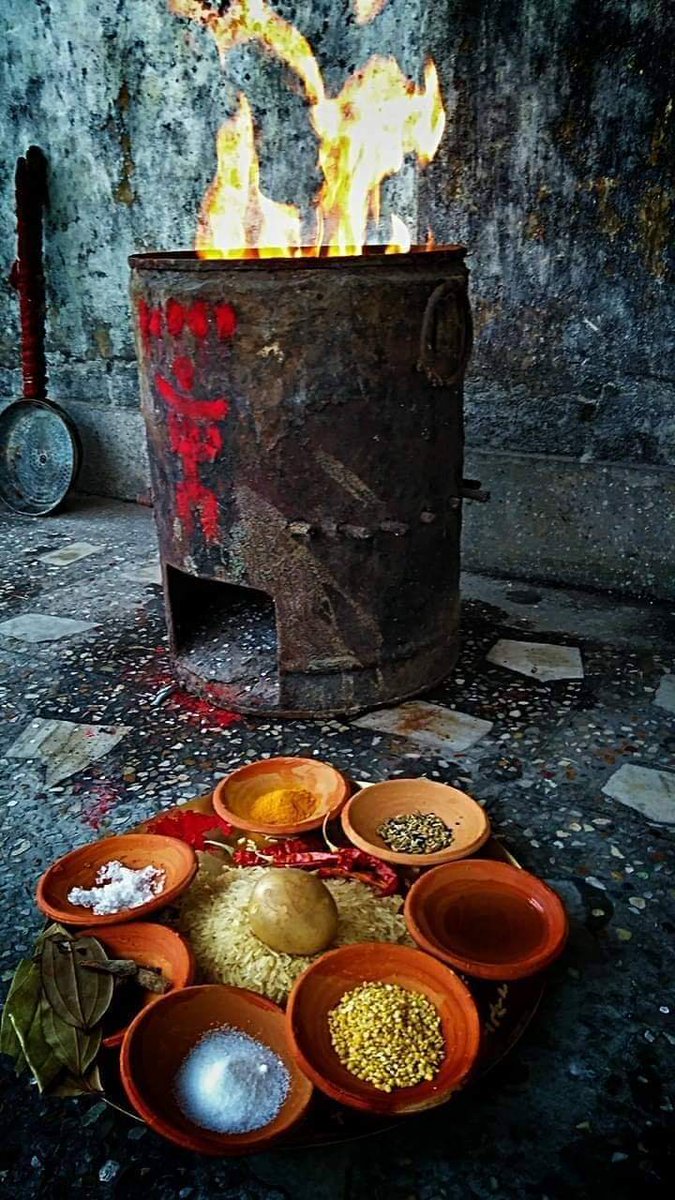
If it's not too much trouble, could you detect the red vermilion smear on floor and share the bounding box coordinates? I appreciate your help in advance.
[81,784,119,832]
[168,689,241,728]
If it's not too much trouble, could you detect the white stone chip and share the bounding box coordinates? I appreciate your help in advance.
[39,541,103,566]
[6,718,129,787]
[353,700,493,754]
[0,614,95,643]
[601,763,675,826]
[121,558,162,585]
[654,675,675,715]
[487,639,584,682]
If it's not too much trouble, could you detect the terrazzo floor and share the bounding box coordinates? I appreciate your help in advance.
[0,497,673,1200]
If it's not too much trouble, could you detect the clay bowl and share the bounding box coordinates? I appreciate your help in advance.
[287,942,480,1114]
[213,756,349,836]
[405,859,569,980]
[77,923,195,1048]
[341,778,490,867]
[120,984,314,1154]
[36,834,198,927]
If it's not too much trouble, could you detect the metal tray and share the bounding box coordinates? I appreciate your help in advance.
[0,399,81,515]
[99,789,545,1148]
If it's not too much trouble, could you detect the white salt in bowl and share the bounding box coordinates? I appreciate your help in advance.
[120,984,314,1154]
[36,833,198,926]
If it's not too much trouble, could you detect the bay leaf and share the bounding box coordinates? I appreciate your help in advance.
[0,958,41,1066]
[0,1012,26,1072]
[35,921,70,946]
[9,1010,62,1093]
[86,1062,104,1094]
[40,932,113,1031]
[52,1062,105,1098]
[1,987,24,1064]
[41,998,101,1078]
[1,1004,28,1074]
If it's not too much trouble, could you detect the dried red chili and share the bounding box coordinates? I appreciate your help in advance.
[231,838,399,895]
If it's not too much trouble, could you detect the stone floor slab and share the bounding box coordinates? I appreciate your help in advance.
[38,541,103,566]
[654,674,675,715]
[487,638,584,681]
[121,559,162,585]
[601,762,675,825]
[5,718,129,787]
[0,614,95,643]
[353,700,493,754]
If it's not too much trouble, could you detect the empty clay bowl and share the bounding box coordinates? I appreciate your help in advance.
[36,834,198,926]
[405,859,569,980]
[77,923,195,1048]
[213,756,349,836]
[341,778,490,867]
[120,984,314,1154]
[287,942,480,1114]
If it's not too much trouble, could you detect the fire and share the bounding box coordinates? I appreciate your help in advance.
[169,1,446,257]
[354,0,389,25]
[195,95,302,259]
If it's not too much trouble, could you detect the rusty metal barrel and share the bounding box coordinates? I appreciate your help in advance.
[129,247,472,716]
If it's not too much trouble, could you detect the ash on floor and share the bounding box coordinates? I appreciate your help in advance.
[0,497,673,1200]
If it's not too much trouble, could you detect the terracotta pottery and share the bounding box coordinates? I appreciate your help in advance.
[120,984,314,1154]
[286,942,481,1115]
[76,923,195,1048]
[341,778,490,866]
[405,859,569,980]
[36,834,198,927]
[213,756,349,836]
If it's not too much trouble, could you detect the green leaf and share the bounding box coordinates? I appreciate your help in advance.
[52,1062,105,1099]
[1,959,41,1061]
[9,1009,62,1093]
[40,933,113,1031]
[41,998,101,1078]
[35,921,70,946]
[3,956,62,1090]
[1,1012,28,1073]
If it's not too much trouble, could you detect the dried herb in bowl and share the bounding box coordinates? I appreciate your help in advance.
[377,811,454,855]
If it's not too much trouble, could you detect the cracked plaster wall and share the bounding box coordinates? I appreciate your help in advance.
[0,1,673,586]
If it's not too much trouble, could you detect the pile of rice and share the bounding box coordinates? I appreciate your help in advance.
[179,863,413,1004]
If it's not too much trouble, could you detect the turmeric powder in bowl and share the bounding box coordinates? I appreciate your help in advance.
[247,788,320,826]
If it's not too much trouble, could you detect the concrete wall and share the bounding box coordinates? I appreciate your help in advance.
[1,2,673,594]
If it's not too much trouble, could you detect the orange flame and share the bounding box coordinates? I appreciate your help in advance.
[354,1,389,25]
[170,1,445,257]
[195,95,302,259]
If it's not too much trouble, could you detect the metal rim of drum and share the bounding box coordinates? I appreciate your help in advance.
[0,399,82,516]
[128,245,467,273]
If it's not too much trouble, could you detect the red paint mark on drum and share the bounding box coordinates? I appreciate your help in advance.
[173,356,195,392]
[148,307,163,338]
[215,303,237,340]
[155,366,229,544]
[187,301,209,339]
[166,299,186,337]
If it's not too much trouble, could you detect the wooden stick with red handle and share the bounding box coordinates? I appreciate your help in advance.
[11,146,49,402]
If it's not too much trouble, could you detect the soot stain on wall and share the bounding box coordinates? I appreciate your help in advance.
[0,0,673,476]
